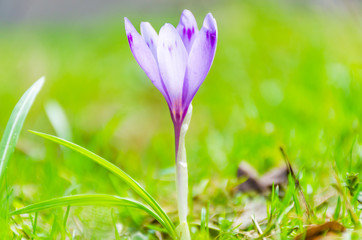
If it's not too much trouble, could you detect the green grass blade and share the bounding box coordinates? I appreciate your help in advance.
[11,194,168,231]
[334,196,341,220]
[45,100,72,141]
[0,77,45,189]
[29,131,177,239]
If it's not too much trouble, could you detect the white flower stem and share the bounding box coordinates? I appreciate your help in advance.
[175,104,192,240]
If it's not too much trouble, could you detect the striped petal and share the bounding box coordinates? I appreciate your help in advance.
[124,17,166,98]
[140,22,158,60]
[176,9,199,53]
[157,23,188,106]
[183,13,217,107]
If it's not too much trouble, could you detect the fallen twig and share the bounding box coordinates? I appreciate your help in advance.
[279,147,315,219]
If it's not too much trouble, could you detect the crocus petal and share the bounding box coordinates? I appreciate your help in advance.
[157,23,188,106]
[124,17,167,98]
[140,22,158,59]
[176,9,199,53]
[183,13,217,108]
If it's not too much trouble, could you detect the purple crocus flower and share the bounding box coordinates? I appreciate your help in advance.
[124,10,217,149]
[125,10,217,238]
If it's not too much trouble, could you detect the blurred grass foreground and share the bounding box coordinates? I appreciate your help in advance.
[0,0,362,239]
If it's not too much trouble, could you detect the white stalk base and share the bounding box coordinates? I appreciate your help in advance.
[176,221,191,240]
[175,104,192,240]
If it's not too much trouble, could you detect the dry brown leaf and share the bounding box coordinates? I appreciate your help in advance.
[294,221,345,240]
[259,166,289,189]
[236,161,289,193]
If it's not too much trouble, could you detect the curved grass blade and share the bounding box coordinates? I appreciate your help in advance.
[45,100,72,141]
[11,194,167,231]
[29,131,177,239]
[0,77,45,189]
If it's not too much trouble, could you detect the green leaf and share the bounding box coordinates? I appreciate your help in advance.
[29,131,177,239]
[200,203,209,240]
[11,194,167,230]
[0,77,45,189]
[45,100,72,141]
[334,196,341,220]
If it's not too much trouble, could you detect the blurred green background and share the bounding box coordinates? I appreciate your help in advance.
[0,0,361,238]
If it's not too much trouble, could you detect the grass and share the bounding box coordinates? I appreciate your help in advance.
[28,130,177,238]
[0,77,44,237]
[0,0,361,239]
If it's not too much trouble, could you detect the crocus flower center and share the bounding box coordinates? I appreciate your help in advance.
[171,98,184,125]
